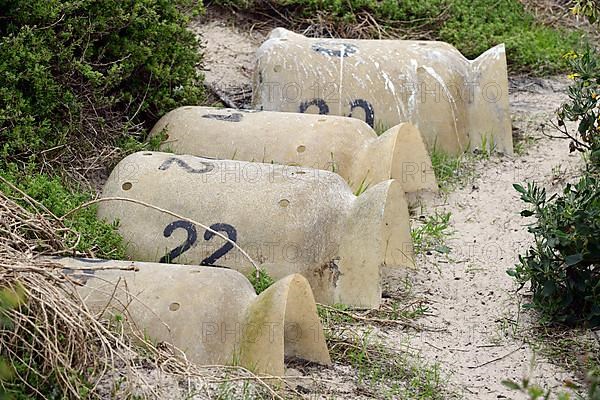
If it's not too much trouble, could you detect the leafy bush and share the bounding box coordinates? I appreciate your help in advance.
[210,0,583,74]
[0,0,204,161]
[275,0,445,22]
[0,167,125,259]
[556,48,600,165]
[0,1,201,397]
[438,0,578,72]
[510,37,600,327]
[503,374,600,400]
[511,178,600,326]
[572,0,600,24]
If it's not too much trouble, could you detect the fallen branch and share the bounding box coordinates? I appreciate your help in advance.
[467,346,524,369]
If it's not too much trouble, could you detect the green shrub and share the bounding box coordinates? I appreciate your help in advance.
[0,166,125,259]
[210,0,584,74]
[274,0,445,22]
[510,178,600,326]
[556,48,600,165]
[510,18,600,328]
[572,0,600,24]
[430,147,467,191]
[439,0,580,73]
[0,0,204,161]
[503,375,599,400]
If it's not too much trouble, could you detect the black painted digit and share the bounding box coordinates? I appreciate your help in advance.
[299,98,330,115]
[201,223,237,266]
[202,113,243,122]
[160,220,198,263]
[311,42,358,57]
[158,157,214,174]
[73,257,110,264]
[62,268,96,285]
[348,99,375,128]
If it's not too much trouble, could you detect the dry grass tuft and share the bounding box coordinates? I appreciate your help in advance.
[0,183,145,397]
[1,259,140,398]
[0,178,73,258]
[202,2,450,42]
[520,0,600,44]
[0,258,290,399]
[292,8,451,40]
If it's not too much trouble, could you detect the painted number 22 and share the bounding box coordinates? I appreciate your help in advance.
[159,220,237,267]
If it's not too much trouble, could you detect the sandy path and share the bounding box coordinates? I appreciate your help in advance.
[193,20,585,398]
[394,78,583,399]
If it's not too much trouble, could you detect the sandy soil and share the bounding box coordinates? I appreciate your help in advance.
[180,20,591,399]
[191,19,267,107]
[393,77,583,399]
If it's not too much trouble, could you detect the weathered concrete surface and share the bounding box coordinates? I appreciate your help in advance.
[97,151,414,308]
[253,28,512,156]
[52,257,331,376]
[150,106,438,194]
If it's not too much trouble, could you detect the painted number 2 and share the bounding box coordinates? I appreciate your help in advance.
[159,220,237,267]
[159,220,197,263]
[158,157,214,174]
[200,223,237,266]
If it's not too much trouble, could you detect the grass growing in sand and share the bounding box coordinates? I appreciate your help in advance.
[316,301,450,399]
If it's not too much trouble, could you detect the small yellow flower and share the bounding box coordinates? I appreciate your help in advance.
[563,51,578,60]
[567,73,580,80]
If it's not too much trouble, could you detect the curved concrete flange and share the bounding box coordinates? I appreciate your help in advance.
[150,106,438,194]
[52,257,331,376]
[253,28,512,156]
[97,151,414,308]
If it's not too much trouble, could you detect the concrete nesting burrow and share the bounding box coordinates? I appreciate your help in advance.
[54,257,331,376]
[253,27,513,156]
[150,106,438,195]
[98,151,413,308]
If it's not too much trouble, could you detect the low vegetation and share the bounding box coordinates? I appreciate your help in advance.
[429,146,487,193]
[511,174,600,326]
[502,375,599,400]
[0,1,205,397]
[529,324,600,397]
[411,211,453,255]
[248,268,275,294]
[0,0,204,163]
[0,286,24,400]
[317,302,448,399]
[0,169,125,259]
